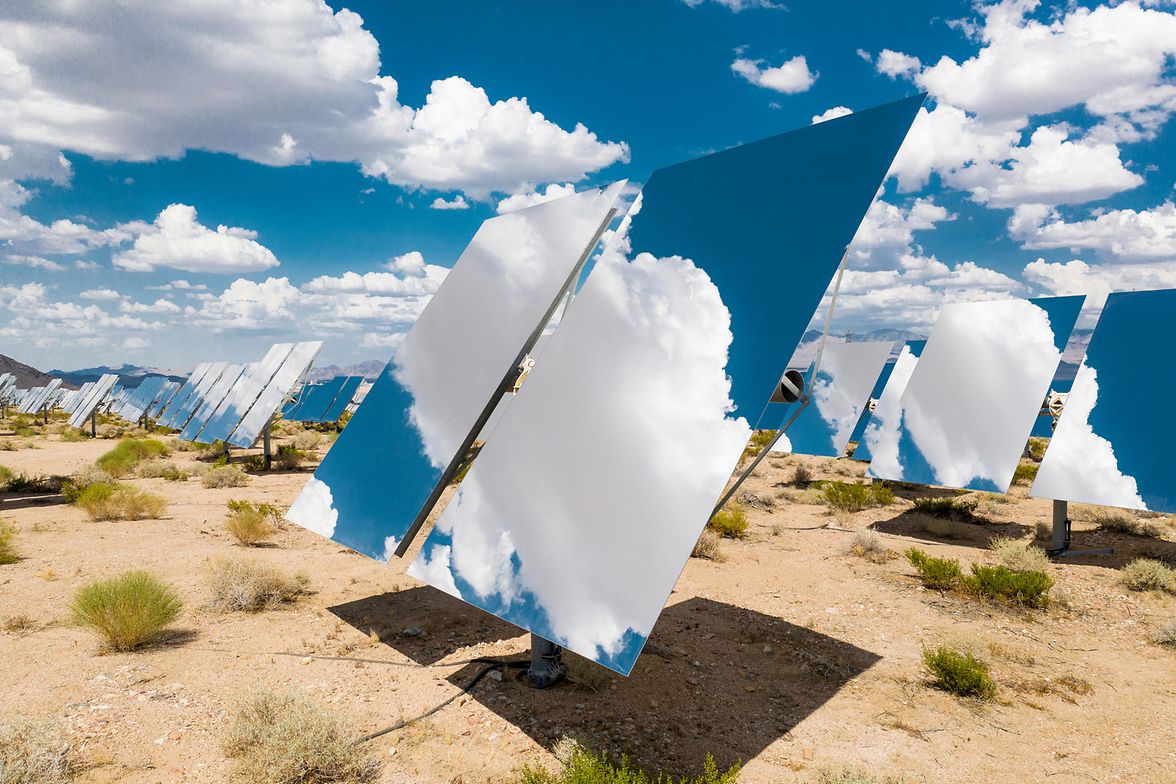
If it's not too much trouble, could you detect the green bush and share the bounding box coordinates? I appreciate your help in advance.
[273,444,305,471]
[963,564,1053,608]
[521,743,739,784]
[0,465,12,490]
[707,505,748,539]
[741,429,777,458]
[222,691,379,784]
[1026,438,1048,462]
[922,646,996,699]
[820,481,894,512]
[95,438,170,477]
[71,571,183,651]
[74,482,166,521]
[59,427,91,442]
[0,519,18,565]
[61,466,115,502]
[905,548,962,590]
[913,496,979,520]
[1012,462,1038,486]
[0,472,60,494]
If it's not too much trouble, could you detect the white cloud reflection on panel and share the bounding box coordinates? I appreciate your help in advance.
[766,341,893,457]
[1032,289,1176,512]
[852,340,926,467]
[409,95,925,675]
[866,296,1084,492]
[285,183,627,561]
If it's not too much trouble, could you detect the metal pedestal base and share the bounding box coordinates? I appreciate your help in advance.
[1047,499,1113,559]
[527,634,565,689]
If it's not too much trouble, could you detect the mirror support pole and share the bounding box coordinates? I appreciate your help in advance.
[527,634,565,689]
[1047,498,1114,558]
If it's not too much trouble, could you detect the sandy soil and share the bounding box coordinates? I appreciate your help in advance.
[2,427,1175,783]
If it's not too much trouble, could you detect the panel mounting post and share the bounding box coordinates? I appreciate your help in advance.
[1047,499,1113,558]
[262,417,273,470]
[90,409,97,437]
[527,633,565,689]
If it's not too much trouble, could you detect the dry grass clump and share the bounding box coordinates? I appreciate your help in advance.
[988,536,1049,573]
[205,557,309,612]
[791,464,813,486]
[922,645,996,700]
[71,571,183,651]
[272,444,306,471]
[73,482,166,521]
[1026,437,1048,462]
[291,430,323,452]
[811,770,905,784]
[222,690,379,784]
[58,427,91,442]
[224,500,283,546]
[202,465,250,489]
[850,529,894,563]
[707,504,748,539]
[95,437,169,477]
[0,716,72,784]
[136,461,190,481]
[521,740,738,784]
[1012,461,1039,486]
[0,465,12,490]
[1121,559,1176,593]
[1092,509,1166,538]
[912,496,982,521]
[0,519,19,565]
[1153,619,1176,648]
[691,529,726,562]
[820,481,894,512]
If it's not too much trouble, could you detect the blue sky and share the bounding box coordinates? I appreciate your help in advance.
[2,0,1175,371]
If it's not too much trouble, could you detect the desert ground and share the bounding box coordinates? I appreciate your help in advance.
[2,416,1175,783]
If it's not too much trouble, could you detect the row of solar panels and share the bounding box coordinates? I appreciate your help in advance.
[281,375,365,423]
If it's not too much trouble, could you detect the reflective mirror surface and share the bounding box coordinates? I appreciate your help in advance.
[410,96,924,675]
[229,341,322,447]
[1032,289,1176,512]
[286,183,626,561]
[199,343,294,443]
[157,362,215,429]
[852,340,926,465]
[68,373,118,429]
[766,341,893,457]
[180,363,246,442]
[866,296,1083,492]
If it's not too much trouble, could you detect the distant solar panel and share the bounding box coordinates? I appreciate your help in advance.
[118,376,169,422]
[285,376,347,423]
[852,340,927,464]
[146,381,181,419]
[20,379,62,415]
[319,376,363,423]
[1032,289,1176,512]
[180,363,247,442]
[196,344,294,444]
[866,296,1083,492]
[764,341,893,457]
[155,363,213,428]
[161,362,227,431]
[68,373,118,429]
[228,341,322,448]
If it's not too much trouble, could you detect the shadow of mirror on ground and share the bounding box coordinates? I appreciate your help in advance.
[444,596,881,777]
[872,508,1032,550]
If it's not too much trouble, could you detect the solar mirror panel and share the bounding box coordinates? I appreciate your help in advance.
[1031,288,1176,512]
[765,341,893,457]
[68,373,118,428]
[198,344,294,444]
[320,376,363,423]
[156,363,213,428]
[286,377,344,423]
[162,362,227,431]
[408,95,924,675]
[119,376,167,422]
[228,341,322,448]
[147,381,180,419]
[286,183,627,562]
[852,340,926,464]
[865,296,1084,492]
[180,363,247,442]
[18,386,44,414]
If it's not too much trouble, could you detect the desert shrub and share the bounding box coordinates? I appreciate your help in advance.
[137,461,189,481]
[224,502,282,546]
[1012,462,1038,486]
[202,465,250,489]
[922,646,996,699]
[707,505,748,539]
[206,557,308,612]
[291,431,323,452]
[71,571,182,651]
[988,537,1050,573]
[851,529,893,563]
[58,427,90,442]
[222,690,379,784]
[1026,438,1048,462]
[521,742,738,784]
[791,464,812,486]
[272,444,305,471]
[0,520,18,565]
[905,548,963,590]
[95,438,169,477]
[61,465,114,502]
[14,426,35,437]
[195,440,229,462]
[0,716,72,784]
[1153,619,1176,648]
[0,465,11,490]
[691,529,725,562]
[1094,510,1166,538]
[812,771,904,784]
[1,472,60,494]
[74,482,166,521]
[963,564,1053,608]
[741,429,777,459]
[912,496,980,520]
[240,455,265,472]
[1121,559,1175,593]
[820,481,894,512]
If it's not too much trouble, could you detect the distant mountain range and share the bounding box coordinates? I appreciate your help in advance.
[1,354,77,389]
[304,360,385,382]
[49,363,186,388]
